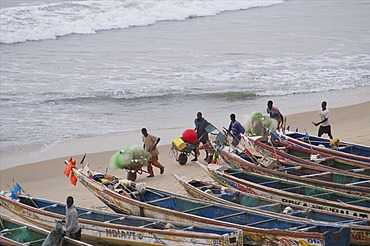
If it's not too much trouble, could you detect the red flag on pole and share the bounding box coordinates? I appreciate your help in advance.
[70,171,77,186]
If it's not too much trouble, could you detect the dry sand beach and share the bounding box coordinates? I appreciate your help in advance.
[1,102,370,215]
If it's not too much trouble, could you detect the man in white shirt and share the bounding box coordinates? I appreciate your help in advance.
[64,196,81,240]
[312,101,333,139]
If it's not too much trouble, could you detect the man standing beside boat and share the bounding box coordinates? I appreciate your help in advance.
[64,196,81,240]
[141,128,165,177]
[266,100,284,129]
[312,101,333,139]
[227,113,245,147]
[193,112,209,162]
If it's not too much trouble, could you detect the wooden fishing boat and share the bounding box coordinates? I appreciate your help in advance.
[0,214,91,246]
[203,164,370,220]
[213,142,370,195]
[245,135,370,178]
[67,162,351,246]
[0,191,243,246]
[277,131,370,163]
[173,174,370,245]
[271,137,370,174]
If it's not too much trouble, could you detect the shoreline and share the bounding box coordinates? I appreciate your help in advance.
[1,100,369,171]
[1,101,369,211]
[1,86,369,170]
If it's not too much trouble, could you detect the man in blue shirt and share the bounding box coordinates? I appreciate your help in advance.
[227,113,245,147]
[193,112,209,161]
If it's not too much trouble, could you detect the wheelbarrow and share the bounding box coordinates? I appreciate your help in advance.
[124,164,148,182]
[171,140,199,165]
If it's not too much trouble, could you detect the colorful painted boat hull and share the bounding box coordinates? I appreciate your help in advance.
[0,191,243,246]
[205,165,370,220]
[214,143,370,195]
[278,131,370,163]
[173,174,370,245]
[245,135,370,178]
[70,165,351,246]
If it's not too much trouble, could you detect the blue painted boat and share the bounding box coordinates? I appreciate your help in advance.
[0,191,243,246]
[173,174,370,245]
[276,131,370,163]
[68,162,351,246]
[213,142,370,195]
[245,134,370,177]
[204,164,370,220]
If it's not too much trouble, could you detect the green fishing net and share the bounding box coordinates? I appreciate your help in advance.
[245,111,278,136]
[110,145,151,170]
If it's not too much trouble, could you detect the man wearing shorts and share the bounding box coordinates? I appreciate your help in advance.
[312,101,333,139]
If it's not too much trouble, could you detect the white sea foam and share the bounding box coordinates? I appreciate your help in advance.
[1,0,369,169]
[0,0,284,44]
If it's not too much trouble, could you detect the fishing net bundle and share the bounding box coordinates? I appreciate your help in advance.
[109,145,151,170]
[41,221,64,246]
[245,111,278,136]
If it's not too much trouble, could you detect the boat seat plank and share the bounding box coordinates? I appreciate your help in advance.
[214,211,247,220]
[258,180,280,186]
[300,172,332,178]
[78,211,92,217]
[254,203,281,209]
[40,204,58,210]
[182,204,215,213]
[345,180,370,186]
[104,217,125,224]
[1,226,27,233]
[288,224,310,231]
[278,166,302,172]
[352,168,366,173]
[146,196,174,204]
[182,226,194,231]
[246,217,276,226]
[296,225,318,232]
[139,222,157,228]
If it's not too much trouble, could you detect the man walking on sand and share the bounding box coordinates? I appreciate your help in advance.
[141,128,165,177]
[312,101,333,139]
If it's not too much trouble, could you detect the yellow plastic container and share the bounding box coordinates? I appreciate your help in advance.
[173,137,186,151]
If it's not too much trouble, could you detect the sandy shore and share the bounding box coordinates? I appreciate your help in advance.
[1,102,369,213]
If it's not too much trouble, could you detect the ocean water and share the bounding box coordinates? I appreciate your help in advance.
[1,0,370,169]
